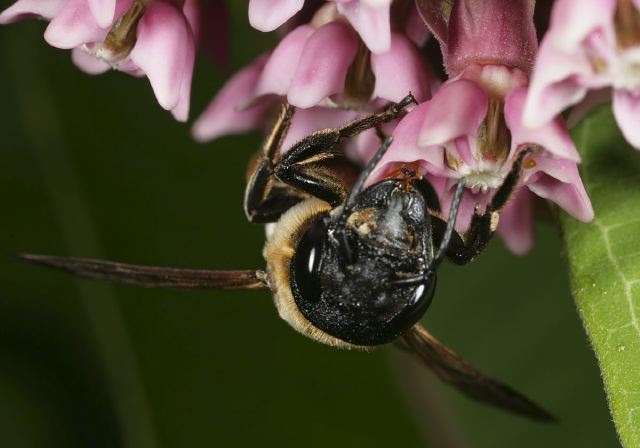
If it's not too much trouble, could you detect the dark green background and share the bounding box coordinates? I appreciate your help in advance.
[0,5,619,447]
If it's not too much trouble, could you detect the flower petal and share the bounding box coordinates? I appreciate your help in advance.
[418,79,488,147]
[191,54,272,142]
[506,87,581,162]
[170,26,195,122]
[496,187,534,255]
[336,0,391,53]
[129,2,190,111]
[87,0,116,28]
[0,0,65,23]
[248,0,304,32]
[371,33,433,103]
[522,40,592,128]
[287,21,358,108]
[547,0,615,52]
[613,89,640,149]
[71,47,110,74]
[254,25,314,98]
[526,161,594,222]
[44,0,107,49]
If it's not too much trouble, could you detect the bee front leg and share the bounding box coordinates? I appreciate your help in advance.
[435,147,534,265]
[273,94,417,205]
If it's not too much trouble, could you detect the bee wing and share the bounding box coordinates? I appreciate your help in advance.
[18,253,268,289]
[399,324,555,422]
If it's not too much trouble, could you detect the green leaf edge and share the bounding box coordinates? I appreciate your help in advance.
[561,105,640,447]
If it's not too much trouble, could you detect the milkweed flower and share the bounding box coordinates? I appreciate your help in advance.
[248,0,397,53]
[367,0,593,254]
[0,0,226,121]
[523,0,640,149]
[193,2,435,146]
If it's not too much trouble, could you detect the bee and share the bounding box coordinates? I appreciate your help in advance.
[20,94,552,421]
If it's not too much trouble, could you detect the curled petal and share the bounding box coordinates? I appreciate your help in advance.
[336,0,391,53]
[506,87,581,162]
[87,0,116,28]
[371,33,433,103]
[255,25,314,98]
[526,161,594,222]
[72,47,110,74]
[496,188,534,255]
[0,0,66,23]
[612,89,640,149]
[418,79,488,147]
[129,2,191,111]
[44,0,107,49]
[192,54,271,142]
[249,0,304,32]
[287,21,358,108]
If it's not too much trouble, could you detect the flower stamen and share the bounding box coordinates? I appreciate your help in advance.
[97,1,146,65]
[476,98,510,164]
[615,0,640,49]
[344,39,376,107]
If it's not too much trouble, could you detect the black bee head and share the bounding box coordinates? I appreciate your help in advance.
[290,180,436,346]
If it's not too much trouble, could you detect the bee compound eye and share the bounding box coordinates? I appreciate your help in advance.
[291,217,327,304]
[390,275,437,335]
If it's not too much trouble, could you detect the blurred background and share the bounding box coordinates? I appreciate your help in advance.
[0,3,620,447]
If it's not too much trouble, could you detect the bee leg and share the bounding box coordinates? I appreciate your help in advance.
[244,103,308,223]
[273,94,417,206]
[434,147,534,265]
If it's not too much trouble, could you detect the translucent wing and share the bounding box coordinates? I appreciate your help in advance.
[18,254,268,289]
[399,324,555,422]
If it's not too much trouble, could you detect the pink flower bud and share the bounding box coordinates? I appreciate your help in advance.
[417,0,537,76]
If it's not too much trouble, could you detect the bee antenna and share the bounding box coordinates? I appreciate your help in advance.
[333,137,393,265]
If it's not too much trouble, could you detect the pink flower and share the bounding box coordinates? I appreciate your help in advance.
[523,0,640,148]
[369,73,593,254]
[368,0,593,254]
[193,6,435,143]
[248,0,396,53]
[0,0,225,121]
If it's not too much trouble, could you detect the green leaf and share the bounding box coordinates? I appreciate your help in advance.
[562,106,640,447]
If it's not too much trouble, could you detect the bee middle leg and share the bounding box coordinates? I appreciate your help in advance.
[244,103,309,223]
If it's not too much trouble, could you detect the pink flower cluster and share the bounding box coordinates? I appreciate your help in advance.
[8,0,634,254]
[193,0,595,254]
[524,0,640,149]
[0,0,228,121]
